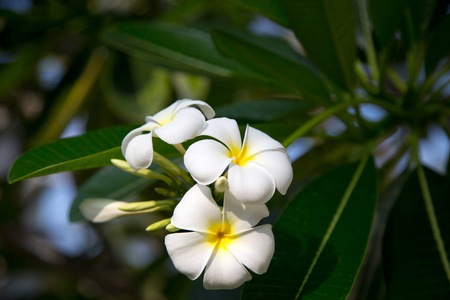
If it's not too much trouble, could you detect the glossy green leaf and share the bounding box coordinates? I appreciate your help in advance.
[156,0,211,24]
[228,0,289,26]
[279,0,356,91]
[425,15,450,75]
[70,166,155,221]
[242,157,378,299]
[8,125,135,184]
[383,166,450,299]
[8,125,180,184]
[211,29,330,103]
[102,22,270,84]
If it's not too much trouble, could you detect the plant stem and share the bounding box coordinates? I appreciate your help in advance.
[173,143,186,155]
[416,161,450,284]
[153,151,195,186]
[111,159,173,186]
[282,101,356,147]
[386,68,407,94]
[356,0,379,84]
[296,156,369,298]
[282,95,409,148]
[420,65,450,96]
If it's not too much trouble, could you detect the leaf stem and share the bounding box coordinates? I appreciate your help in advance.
[173,143,186,155]
[356,0,379,84]
[111,159,173,186]
[282,97,407,148]
[416,158,450,284]
[282,101,356,147]
[420,65,449,96]
[386,68,407,94]
[296,156,369,299]
[153,151,195,186]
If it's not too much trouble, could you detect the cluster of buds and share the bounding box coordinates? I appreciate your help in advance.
[80,99,293,289]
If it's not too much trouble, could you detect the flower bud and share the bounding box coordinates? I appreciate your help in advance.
[118,200,177,212]
[214,176,228,193]
[80,198,130,223]
[166,223,180,232]
[146,218,171,232]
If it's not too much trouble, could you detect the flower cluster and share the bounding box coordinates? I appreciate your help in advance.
[80,99,293,290]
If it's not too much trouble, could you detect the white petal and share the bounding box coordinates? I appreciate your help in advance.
[203,245,252,290]
[228,162,276,204]
[226,225,275,274]
[201,118,242,150]
[184,140,232,185]
[251,149,293,195]
[223,190,269,233]
[79,198,129,223]
[154,107,206,144]
[171,184,222,233]
[124,132,154,170]
[146,101,177,125]
[243,126,284,156]
[121,123,157,157]
[165,232,214,280]
[172,99,215,119]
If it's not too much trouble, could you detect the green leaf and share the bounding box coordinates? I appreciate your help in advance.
[382,166,450,299]
[228,0,289,26]
[156,0,212,24]
[8,125,135,184]
[215,98,313,122]
[425,15,450,75]
[8,125,180,184]
[279,0,356,91]
[102,22,270,84]
[369,0,409,47]
[242,157,378,299]
[70,166,155,221]
[211,29,330,103]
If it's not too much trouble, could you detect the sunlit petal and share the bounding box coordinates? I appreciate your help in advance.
[121,123,157,157]
[252,149,293,195]
[223,190,269,233]
[226,225,275,274]
[147,101,177,125]
[123,132,154,170]
[165,232,215,280]
[243,126,284,156]
[203,245,252,290]
[171,184,222,233]
[79,198,129,223]
[154,107,206,144]
[228,162,276,204]
[184,140,232,185]
[172,99,215,119]
[201,118,242,150]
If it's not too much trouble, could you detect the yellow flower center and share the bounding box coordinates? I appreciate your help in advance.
[208,222,235,250]
[159,114,174,126]
[228,143,252,166]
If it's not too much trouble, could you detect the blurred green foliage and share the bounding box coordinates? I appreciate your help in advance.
[2,0,450,299]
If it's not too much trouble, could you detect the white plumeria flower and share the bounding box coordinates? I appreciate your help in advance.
[165,184,274,290]
[122,99,215,170]
[184,118,293,204]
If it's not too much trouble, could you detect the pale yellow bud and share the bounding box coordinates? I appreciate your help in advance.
[146,218,172,232]
[214,176,229,193]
